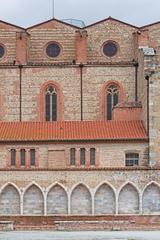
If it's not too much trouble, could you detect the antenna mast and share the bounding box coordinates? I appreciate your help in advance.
[52,0,55,18]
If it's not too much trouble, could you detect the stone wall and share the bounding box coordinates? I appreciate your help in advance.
[0,169,159,215]
[0,184,20,215]
[23,184,44,215]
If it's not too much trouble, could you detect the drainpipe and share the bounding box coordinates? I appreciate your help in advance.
[19,64,23,122]
[134,62,139,102]
[145,75,150,166]
[79,63,84,121]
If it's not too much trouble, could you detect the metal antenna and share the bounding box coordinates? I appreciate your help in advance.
[52,0,55,18]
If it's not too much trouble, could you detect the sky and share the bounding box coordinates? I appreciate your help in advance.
[0,0,159,28]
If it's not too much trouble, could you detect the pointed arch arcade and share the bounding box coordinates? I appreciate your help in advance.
[71,183,92,215]
[23,183,44,215]
[47,183,68,215]
[118,182,140,214]
[94,183,116,214]
[142,182,160,214]
[0,183,20,215]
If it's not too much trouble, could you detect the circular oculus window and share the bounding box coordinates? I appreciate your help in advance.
[103,41,118,57]
[0,45,5,58]
[46,42,61,58]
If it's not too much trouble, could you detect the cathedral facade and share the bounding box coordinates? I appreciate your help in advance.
[0,16,160,224]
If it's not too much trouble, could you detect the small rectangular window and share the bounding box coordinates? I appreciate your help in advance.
[90,148,95,165]
[30,149,36,166]
[20,149,26,166]
[80,148,85,165]
[125,153,139,166]
[70,148,76,165]
[11,149,16,166]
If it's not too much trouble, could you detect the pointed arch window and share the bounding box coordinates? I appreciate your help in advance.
[106,84,119,120]
[45,86,57,121]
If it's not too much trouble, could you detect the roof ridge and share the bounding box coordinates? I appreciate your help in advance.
[0,19,25,30]
[26,17,81,30]
[83,16,139,29]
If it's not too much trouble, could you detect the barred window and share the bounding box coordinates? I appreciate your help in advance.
[70,148,76,165]
[125,153,139,166]
[45,86,57,121]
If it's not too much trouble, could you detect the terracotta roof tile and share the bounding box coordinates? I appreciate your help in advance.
[0,121,147,142]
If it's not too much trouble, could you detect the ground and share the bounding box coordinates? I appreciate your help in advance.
[0,231,160,240]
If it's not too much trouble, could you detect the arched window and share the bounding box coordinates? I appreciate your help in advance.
[106,84,119,120]
[45,86,57,121]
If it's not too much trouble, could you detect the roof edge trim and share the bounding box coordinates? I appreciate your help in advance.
[26,17,81,30]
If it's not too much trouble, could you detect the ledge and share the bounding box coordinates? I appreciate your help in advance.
[0,166,158,171]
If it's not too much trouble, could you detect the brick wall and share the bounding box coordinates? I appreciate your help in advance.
[85,19,137,63]
[1,142,148,169]
[27,20,77,64]
[0,22,23,64]
[0,68,20,121]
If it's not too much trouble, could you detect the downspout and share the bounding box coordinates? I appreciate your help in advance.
[145,75,150,138]
[145,75,150,165]
[134,62,139,101]
[19,64,23,122]
[79,63,84,121]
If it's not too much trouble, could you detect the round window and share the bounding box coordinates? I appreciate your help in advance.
[46,42,61,58]
[0,45,5,58]
[103,41,118,57]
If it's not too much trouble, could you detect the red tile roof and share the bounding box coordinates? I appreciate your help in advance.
[0,121,147,142]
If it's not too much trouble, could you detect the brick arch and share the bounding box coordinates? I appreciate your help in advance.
[0,183,20,215]
[39,81,63,121]
[47,183,68,215]
[118,183,139,214]
[23,184,44,215]
[142,182,160,214]
[71,183,92,215]
[94,183,116,214]
[101,80,125,120]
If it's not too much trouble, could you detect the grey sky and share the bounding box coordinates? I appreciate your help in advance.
[0,0,159,28]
